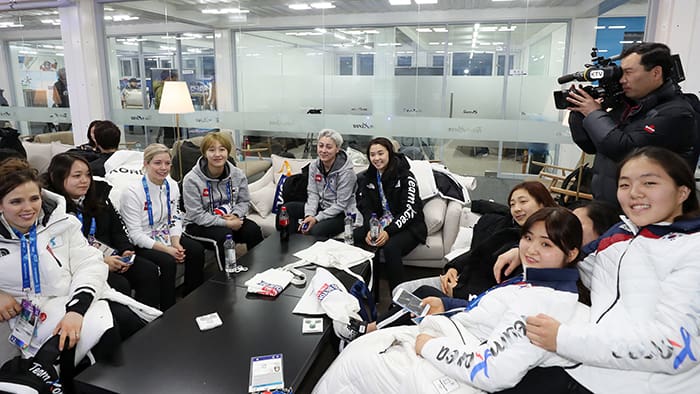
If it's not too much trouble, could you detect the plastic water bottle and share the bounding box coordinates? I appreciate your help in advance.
[279,206,290,242]
[369,213,380,245]
[344,212,354,245]
[224,234,237,274]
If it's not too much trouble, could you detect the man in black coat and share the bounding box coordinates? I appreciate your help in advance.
[567,42,699,205]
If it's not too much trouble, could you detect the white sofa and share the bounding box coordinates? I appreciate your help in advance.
[246,154,478,269]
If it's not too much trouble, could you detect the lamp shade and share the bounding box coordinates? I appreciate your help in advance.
[158,81,195,114]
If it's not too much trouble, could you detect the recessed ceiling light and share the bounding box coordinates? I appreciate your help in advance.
[289,4,311,10]
[389,0,411,5]
[201,8,250,14]
[433,27,448,33]
[310,2,335,9]
[608,25,627,29]
[416,28,432,33]
[415,0,438,4]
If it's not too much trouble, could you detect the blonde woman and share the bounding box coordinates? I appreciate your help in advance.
[120,144,205,309]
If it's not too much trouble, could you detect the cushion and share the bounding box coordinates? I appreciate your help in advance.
[422,197,446,235]
[249,167,274,192]
[271,154,312,184]
[249,182,276,219]
[449,226,474,254]
[22,141,53,173]
[50,141,72,157]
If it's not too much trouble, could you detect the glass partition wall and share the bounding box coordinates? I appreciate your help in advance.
[234,21,569,175]
[0,0,649,179]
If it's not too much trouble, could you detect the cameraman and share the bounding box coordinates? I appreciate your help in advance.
[567,42,699,204]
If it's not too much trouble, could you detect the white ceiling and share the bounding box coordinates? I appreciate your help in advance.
[0,0,646,57]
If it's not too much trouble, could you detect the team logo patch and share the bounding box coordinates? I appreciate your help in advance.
[202,188,209,197]
[644,124,656,133]
[144,202,149,211]
[0,248,9,257]
[315,174,322,182]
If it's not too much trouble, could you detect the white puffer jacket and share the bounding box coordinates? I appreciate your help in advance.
[314,267,585,394]
[0,190,161,362]
[420,268,583,392]
[560,216,700,394]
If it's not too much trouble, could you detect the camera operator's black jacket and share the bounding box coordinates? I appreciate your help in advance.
[356,153,427,244]
[570,80,699,204]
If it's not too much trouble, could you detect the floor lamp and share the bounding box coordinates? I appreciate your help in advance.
[158,81,194,181]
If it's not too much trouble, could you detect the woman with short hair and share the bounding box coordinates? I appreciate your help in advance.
[183,132,263,265]
[277,129,358,237]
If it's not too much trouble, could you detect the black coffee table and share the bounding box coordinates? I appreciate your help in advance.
[74,232,369,393]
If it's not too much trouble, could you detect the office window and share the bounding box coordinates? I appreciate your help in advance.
[339,56,353,75]
[184,59,197,69]
[397,56,412,67]
[120,60,132,77]
[357,54,374,76]
[496,54,514,76]
[452,52,493,76]
[432,55,445,68]
[203,56,215,78]
[145,59,157,71]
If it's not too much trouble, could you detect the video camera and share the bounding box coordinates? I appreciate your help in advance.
[554,47,687,110]
[553,48,623,109]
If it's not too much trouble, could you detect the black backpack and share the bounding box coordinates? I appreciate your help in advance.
[281,163,310,203]
[0,127,27,159]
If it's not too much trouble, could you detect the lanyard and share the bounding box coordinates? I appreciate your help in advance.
[142,176,171,228]
[206,179,232,211]
[321,175,336,201]
[76,211,96,238]
[13,225,41,294]
[466,275,526,311]
[376,172,391,214]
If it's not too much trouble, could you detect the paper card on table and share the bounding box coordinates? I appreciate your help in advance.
[249,353,284,393]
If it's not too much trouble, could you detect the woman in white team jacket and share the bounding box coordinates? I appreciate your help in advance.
[0,158,160,365]
[119,143,206,309]
[313,207,585,393]
[498,146,700,394]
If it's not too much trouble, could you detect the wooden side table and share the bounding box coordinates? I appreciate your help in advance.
[241,147,268,160]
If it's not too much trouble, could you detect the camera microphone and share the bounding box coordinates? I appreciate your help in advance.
[558,66,620,84]
[557,72,583,84]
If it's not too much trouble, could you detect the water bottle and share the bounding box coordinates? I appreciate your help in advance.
[343,212,354,245]
[279,206,290,242]
[224,234,237,274]
[369,213,380,245]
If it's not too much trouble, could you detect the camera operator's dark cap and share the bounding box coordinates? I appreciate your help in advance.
[129,77,138,82]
